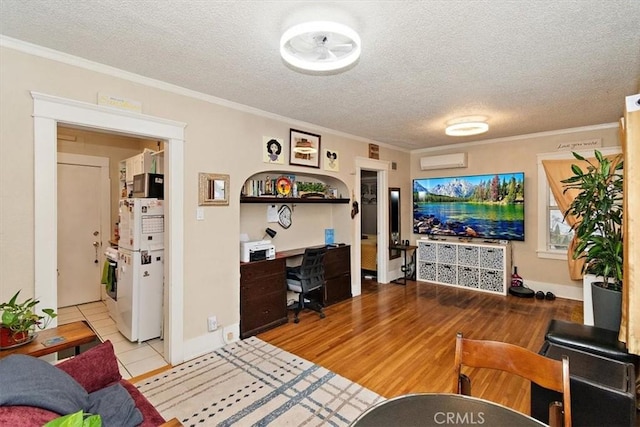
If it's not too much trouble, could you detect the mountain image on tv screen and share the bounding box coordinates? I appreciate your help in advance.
[413,172,525,241]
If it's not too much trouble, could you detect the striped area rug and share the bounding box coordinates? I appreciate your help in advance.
[137,337,384,426]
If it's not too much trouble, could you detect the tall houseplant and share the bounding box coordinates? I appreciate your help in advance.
[0,290,57,347]
[562,150,623,331]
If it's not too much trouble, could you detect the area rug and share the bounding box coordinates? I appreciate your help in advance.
[137,337,383,426]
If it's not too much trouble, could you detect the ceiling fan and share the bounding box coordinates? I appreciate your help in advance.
[280,21,361,72]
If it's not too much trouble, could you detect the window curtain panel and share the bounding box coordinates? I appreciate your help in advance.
[621,101,639,356]
[542,159,586,280]
[542,153,623,280]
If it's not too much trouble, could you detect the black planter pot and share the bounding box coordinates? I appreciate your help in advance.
[591,281,622,332]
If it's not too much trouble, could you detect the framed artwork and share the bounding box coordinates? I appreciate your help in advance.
[289,129,321,168]
[263,136,284,164]
[324,149,339,172]
[199,173,229,206]
[368,143,380,159]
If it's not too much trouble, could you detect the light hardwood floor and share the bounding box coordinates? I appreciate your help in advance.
[259,278,583,415]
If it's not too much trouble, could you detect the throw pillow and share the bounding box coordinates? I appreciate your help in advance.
[0,354,89,415]
[87,383,143,427]
[56,340,121,393]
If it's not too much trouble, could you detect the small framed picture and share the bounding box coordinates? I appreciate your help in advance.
[324,149,339,172]
[289,129,321,168]
[263,137,284,164]
[199,173,229,206]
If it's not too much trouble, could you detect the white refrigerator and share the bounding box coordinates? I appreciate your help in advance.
[117,198,164,342]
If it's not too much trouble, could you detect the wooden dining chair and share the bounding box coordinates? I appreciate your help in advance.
[454,332,571,427]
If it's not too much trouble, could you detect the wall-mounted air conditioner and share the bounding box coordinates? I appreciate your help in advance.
[419,152,468,170]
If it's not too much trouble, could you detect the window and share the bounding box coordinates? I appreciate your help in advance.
[547,189,574,252]
[536,145,620,260]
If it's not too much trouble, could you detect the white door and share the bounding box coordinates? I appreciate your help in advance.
[57,162,103,307]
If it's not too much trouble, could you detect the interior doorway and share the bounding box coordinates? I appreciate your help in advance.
[353,157,390,296]
[32,92,186,365]
[360,170,378,279]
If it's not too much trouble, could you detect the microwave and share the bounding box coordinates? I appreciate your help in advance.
[133,173,164,199]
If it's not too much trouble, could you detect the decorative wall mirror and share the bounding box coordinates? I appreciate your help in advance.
[389,187,401,259]
[199,173,229,206]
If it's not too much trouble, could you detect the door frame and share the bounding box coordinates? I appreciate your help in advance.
[32,92,186,365]
[57,153,111,303]
[353,157,390,296]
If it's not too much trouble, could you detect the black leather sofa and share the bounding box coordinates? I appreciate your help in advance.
[531,319,638,427]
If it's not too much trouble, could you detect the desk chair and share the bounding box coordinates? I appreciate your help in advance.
[286,247,326,323]
[454,332,572,427]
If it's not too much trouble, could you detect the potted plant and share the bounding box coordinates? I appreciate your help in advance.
[562,149,623,331]
[0,290,57,348]
[296,181,327,198]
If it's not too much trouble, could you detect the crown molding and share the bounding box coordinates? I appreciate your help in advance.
[1,35,404,152]
[412,122,619,154]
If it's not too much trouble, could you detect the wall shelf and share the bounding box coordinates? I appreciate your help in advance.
[240,196,349,204]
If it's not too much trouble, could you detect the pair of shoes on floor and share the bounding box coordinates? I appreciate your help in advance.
[538,291,555,300]
[535,291,555,300]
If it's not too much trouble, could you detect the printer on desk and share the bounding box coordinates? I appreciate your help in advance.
[241,240,276,262]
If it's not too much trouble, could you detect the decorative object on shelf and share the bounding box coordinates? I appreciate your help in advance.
[324,149,339,172]
[290,129,321,168]
[296,181,327,198]
[1,290,57,349]
[278,205,292,229]
[263,137,284,164]
[275,176,293,197]
[199,173,230,206]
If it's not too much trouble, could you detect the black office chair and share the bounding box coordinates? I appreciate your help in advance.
[286,247,326,323]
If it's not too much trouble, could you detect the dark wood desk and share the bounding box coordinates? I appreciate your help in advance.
[240,245,351,338]
[389,244,417,285]
[0,321,98,359]
[352,393,546,426]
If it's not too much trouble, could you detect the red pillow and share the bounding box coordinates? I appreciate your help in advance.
[56,340,122,393]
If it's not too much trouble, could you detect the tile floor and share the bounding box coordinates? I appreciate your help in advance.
[57,301,168,379]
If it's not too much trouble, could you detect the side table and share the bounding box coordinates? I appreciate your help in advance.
[0,320,98,359]
[389,244,418,285]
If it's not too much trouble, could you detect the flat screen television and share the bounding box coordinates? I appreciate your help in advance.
[413,172,525,241]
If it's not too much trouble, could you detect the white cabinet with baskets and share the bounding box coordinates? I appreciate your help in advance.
[416,239,511,295]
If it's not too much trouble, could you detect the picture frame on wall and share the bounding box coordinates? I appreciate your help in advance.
[199,173,229,206]
[263,136,284,164]
[324,149,339,172]
[289,129,321,168]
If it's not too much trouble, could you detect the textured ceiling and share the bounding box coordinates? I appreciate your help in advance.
[1,0,639,151]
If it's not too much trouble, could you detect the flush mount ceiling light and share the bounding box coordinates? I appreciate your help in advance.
[280,21,361,72]
[445,121,489,137]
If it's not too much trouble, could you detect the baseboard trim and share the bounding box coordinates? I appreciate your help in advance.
[182,322,240,361]
[523,280,582,301]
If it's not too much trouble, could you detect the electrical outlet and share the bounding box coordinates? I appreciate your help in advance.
[207,316,217,332]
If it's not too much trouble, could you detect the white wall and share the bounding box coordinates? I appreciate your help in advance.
[410,126,621,298]
[0,45,410,357]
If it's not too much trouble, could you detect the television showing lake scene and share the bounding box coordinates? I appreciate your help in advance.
[413,172,525,241]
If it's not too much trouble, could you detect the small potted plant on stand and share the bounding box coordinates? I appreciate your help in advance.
[562,150,623,332]
[0,290,57,348]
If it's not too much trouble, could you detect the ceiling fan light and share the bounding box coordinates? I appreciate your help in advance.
[445,121,489,137]
[280,21,361,72]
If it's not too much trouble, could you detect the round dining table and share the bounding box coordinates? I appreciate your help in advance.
[351,393,547,426]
